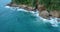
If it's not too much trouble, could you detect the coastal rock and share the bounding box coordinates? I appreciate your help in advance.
[37,5,46,12]
[37,5,49,19]
[7,2,18,7]
[58,11,60,18]
[50,10,60,18]
[39,10,49,19]
[18,5,35,11]
[7,3,60,18]
[27,7,35,11]
[18,5,27,8]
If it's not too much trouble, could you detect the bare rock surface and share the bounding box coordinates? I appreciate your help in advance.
[50,10,60,18]
[39,10,49,19]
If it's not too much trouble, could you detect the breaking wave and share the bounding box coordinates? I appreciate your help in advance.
[5,6,60,27]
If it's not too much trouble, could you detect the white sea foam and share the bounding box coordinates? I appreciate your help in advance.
[5,6,60,27]
[17,8,29,12]
[30,11,39,17]
[39,17,59,27]
[31,11,59,27]
[5,6,10,8]
[5,6,39,16]
[5,6,14,10]
[49,18,58,27]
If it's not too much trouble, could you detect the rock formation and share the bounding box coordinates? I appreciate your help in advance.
[50,10,60,18]
[37,5,49,19]
[7,2,60,19]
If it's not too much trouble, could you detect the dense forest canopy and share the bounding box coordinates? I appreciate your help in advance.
[12,0,60,10]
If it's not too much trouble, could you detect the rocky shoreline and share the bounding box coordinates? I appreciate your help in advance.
[6,2,60,19]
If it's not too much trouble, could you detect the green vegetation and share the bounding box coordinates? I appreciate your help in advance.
[12,0,60,10]
[12,0,33,6]
[39,0,60,10]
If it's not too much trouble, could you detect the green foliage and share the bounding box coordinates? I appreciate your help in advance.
[12,0,60,10]
[12,0,33,6]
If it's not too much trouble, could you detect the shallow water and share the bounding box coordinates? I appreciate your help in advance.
[0,0,60,32]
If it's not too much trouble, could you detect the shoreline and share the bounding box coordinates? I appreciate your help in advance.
[5,5,60,27]
[6,3,60,19]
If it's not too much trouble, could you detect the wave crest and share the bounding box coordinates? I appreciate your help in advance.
[5,6,60,27]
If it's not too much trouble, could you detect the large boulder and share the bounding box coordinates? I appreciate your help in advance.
[50,10,60,18]
[37,5,49,19]
[39,10,49,19]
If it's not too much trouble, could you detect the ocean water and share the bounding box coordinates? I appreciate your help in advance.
[0,0,60,32]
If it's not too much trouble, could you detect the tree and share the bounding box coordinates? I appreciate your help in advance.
[12,0,60,11]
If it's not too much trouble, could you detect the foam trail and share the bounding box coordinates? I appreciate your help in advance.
[5,6,29,12]
[5,6,10,8]
[5,6,16,10]
[49,18,58,27]
[17,8,29,12]
[5,6,39,14]
[39,17,59,27]
[5,6,59,27]
[30,11,39,17]
[17,8,39,17]
[26,10,59,27]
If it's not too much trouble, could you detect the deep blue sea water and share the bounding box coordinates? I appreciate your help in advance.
[0,0,60,32]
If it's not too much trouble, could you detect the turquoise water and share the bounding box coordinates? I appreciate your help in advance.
[0,0,60,32]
